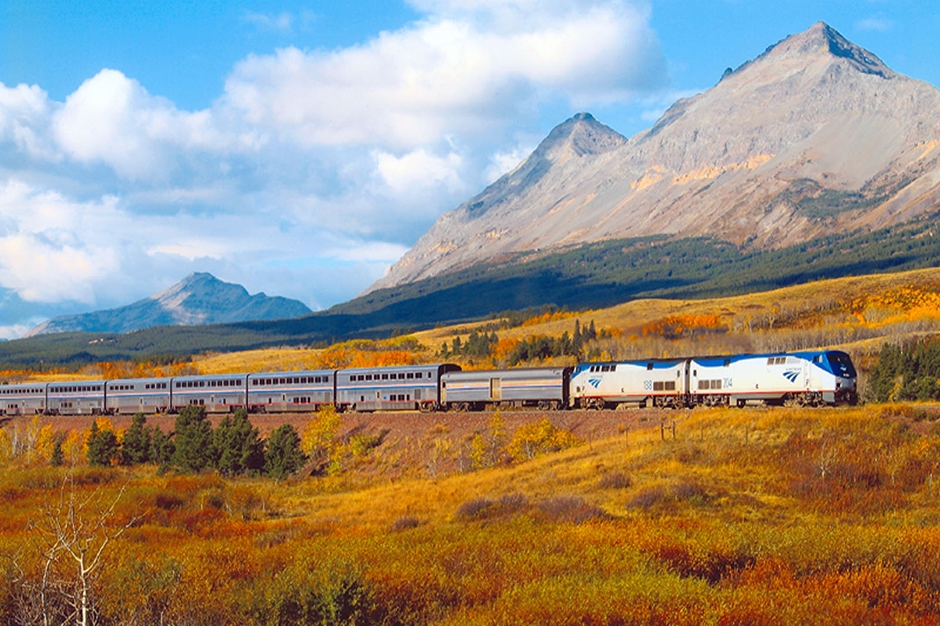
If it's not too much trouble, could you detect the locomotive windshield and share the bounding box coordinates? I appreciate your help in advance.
[827,352,857,378]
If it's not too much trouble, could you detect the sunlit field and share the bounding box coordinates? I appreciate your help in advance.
[4,403,940,624]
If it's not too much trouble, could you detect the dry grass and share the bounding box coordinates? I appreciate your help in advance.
[5,403,940,623]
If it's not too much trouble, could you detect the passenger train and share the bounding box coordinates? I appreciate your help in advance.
[0,350,857,417]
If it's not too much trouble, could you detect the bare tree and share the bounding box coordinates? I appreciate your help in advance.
[14,473,137,626]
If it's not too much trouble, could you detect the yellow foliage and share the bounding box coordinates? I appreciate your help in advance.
[301,406,342,472]
[0,428,11,464]
[62,429,84,465]
[507,419,582,462]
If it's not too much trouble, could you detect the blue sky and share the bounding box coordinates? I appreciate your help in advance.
[1,0,938,338]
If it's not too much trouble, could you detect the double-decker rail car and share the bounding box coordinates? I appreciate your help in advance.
[440,367,570,411]
[106,378,171,414]
[47,382,106,415]
[170,374,248,413]
[0,383,47,416]
[336,364,460,412]
[248,370,335,413]
[570,359,687,409]
[689,350,857,407]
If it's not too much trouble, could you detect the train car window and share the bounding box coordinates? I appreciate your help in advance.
[647,363,653,371]
[814,355,823,363]
[407,373,414,379]
[724,359,730,367]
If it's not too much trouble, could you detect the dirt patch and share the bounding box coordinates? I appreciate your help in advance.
[25,408,669,441]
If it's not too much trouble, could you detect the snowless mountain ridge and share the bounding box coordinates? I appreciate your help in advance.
[368,22,940,293]
[25,273,312,337]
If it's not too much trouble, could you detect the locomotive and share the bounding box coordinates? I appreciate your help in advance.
[0,350,856,416]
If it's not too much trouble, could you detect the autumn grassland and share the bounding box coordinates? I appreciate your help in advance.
[5,268,940,623]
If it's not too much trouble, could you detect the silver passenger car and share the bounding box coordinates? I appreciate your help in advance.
[170,374,248,413]
[47,381,107,415]
[247,370,335,412]
[105,378,171,414]
[0,383,47,416]
[441,367,570,410]
[336,364,460,412]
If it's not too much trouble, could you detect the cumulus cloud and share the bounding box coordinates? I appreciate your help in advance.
[222,0,666,150]
[50,69,238,181]
[373,148,466,195]
[0,0,670,336]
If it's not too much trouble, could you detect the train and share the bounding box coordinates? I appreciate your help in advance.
[0,349,857,417]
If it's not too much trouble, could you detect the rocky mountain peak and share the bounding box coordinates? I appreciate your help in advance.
[730,21,894,81]
[532,112,628,161]
[368,22,940,294]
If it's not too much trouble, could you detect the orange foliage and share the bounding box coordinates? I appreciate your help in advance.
[491,338,521,361]
[520,310,577,327]
[850,285,940,327]
[641,315,726,339]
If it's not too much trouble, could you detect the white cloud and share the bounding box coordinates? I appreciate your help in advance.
[485,142,537,182]
[373,148,466,195]
[243,11,294,33]
[0,82,57,159]
[51,69,235,181]
[0,0,671,336]
[856,17,893,32]
[222,0,665,150]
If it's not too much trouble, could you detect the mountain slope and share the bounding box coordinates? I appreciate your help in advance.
[25,273,312,337]
[370,22,940,292]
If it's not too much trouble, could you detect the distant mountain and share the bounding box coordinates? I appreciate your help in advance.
[25,273,312,337]
[370,22,940,292]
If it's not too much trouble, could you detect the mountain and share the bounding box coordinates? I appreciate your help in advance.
[370,22,940,293]
[25,273,312,337]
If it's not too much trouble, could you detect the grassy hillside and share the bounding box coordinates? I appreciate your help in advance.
[4,405,940,623]
[2,215,940,369]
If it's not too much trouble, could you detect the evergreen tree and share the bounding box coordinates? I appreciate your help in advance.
[87,422,118,467]
[264,424,306,480]
[172,405,213,473]
[121,412,152,465]
[213,408,264,476]
[150,427,175,467]
[50,438,64,467]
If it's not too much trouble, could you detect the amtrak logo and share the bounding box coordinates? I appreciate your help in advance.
[782,371,800,383]
[588,378,602,389]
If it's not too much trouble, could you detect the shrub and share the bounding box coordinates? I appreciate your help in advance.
[390,516,422,532]
[507,419,581,462]
[536,496,608,524]
[598,471,632,490]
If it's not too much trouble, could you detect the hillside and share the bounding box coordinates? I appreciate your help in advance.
[4,404,940,624]
[370,22,940,292]
[25,272,311,337]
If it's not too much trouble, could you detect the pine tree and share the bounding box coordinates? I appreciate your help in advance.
[213,408,264,476]
[50,438,65,467]
[172,405,213,473]
[86,422,118,467]
[264,424,306,480]
[150,427,175,467]
[121,412,152,465]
